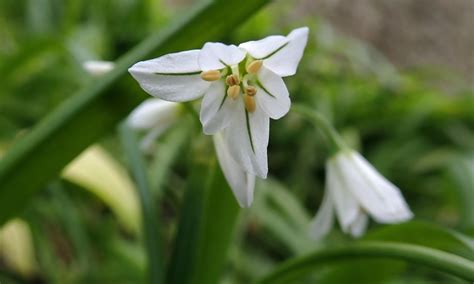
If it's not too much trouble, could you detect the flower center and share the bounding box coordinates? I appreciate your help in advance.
[201,58,264,113]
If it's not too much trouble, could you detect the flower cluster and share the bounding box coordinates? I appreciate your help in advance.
[123,26,413,238]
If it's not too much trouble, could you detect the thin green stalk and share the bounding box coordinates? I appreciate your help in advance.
[255,241,474,283]
[119,124,163,284]
[291,104,347,153]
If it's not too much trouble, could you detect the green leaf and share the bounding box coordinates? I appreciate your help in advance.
[166,151,239,284]
[365,220,474,260]
[255,242,474,284]
[0,219,38,277]
[119,124,164,284]
[62,145,141,234]
[314,221,474,283]
[0,0,271,225]
[251,179,316,255]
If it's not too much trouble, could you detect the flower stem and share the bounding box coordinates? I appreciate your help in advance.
[254,241,474,283]
[291,104,347,153]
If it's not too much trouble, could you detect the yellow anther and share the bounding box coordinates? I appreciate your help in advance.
[200,70,221,81]
[225,74,240,86]
[245,86,257,96]
[227,85,241,100]
[244,95,256,113]
[246,60,263,74]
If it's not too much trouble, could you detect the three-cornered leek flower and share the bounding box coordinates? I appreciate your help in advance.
[129,27,309,207]
[309,150,413,239]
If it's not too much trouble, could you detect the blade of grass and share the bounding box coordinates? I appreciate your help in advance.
[0,0,271,225]
[119,123,163,284]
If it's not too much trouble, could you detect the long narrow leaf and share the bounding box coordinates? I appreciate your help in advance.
[166,156,239,284]
[255,242,474,283]
[119,124,163,284]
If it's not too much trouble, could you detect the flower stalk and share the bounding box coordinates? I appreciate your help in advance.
[291,104,346,153]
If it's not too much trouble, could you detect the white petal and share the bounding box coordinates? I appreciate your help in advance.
[350,152,413,222]
[223,101,269,178]
[239,35,288,59]
[127,99,180,130]
[334,151,413,223]
[327,159,360,232]
[129,50,210,102]
[213,133,256,207]
[83,60,115,75]
[199,43,246,71]
[263,27,309,77]
[308,189,335,240]
[349,212,369,238]
[255,66,291,119]
[199,81,240,134]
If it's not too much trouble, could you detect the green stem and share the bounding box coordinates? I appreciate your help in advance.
[119,124,163,284]
[255,241,474,283]
[291,104,347,153]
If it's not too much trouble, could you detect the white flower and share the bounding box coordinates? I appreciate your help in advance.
[83,60,115,75]
[129,27,309,206]
[309,150,413,239]
[127,99,182,151]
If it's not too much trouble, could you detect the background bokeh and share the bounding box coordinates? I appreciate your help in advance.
[0,0,473,283]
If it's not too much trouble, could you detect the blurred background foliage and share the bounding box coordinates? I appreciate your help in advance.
[0,0,473,283]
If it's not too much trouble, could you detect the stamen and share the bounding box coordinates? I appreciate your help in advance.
[245,86,257,96]
[225,74,240,86]
[227,85,240,100]
[200,70,221,81]
[246,60,263,74]
[244,95,256,112]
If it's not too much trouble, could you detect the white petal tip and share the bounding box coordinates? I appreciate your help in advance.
[237,199,253,208]
[374,208,414,224]
[291,26,309,35]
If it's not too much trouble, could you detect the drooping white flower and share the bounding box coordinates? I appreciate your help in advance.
[129,27,309,207]
[127,99,182,151]
[309,150,413,239]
